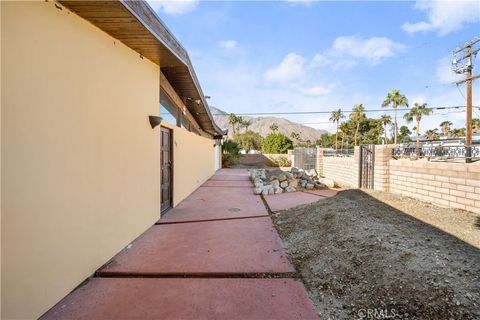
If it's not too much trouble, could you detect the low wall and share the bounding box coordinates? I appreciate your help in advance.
[389,160,480,213]
[303,146,480,214]
[322,156,358,187]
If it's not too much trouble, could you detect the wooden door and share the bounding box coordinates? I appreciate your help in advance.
[161,127,172,214]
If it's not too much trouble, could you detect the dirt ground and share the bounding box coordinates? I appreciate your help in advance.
[272,189,480,320]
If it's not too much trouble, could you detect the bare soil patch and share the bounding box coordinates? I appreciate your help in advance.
[272,189,480,319]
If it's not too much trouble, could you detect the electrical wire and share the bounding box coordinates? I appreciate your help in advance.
[212,105,473,116]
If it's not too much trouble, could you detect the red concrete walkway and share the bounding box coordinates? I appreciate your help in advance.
[41,169,318,320]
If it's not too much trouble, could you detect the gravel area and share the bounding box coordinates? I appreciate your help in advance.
[272,189,480,319]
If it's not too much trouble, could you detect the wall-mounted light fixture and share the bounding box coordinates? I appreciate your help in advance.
[149,115,162,129]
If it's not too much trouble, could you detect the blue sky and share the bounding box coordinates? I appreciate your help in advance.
[147,0,480,133]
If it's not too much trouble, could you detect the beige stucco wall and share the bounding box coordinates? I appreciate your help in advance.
[161,123,215,207]
[1,2,161,319]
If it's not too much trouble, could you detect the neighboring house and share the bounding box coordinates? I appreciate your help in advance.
[1,1,225,318]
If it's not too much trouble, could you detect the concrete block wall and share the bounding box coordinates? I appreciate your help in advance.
[321,156,358,187]
[389,160,480,214]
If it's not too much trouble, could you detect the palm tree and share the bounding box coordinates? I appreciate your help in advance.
[290,132,300,141]
[240,119,252,131]
[439,121,452,137]
[404,103,432,156]
[329,109,345,149]
[425,128,439,141]
[269,123,279,133]
[380,114,392,144]
[339,122,349,149]
[228,114,238,134]
[472,118,480,133]
[350,104,365,146]
[382,89,409,144]
[451,128,466,138]
[236,116,244,133]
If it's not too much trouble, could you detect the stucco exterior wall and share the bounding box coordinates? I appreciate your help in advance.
[160,123,215,207]
[1,2,161,318]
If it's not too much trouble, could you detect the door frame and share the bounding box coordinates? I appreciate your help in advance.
[160,126,173,215]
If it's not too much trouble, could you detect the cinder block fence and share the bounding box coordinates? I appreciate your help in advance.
[293,146,480,214]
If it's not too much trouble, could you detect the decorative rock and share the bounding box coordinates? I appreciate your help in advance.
[306,169,317,177]
[280,181,289,189]
[290,167,299,174]
[319,177,335,188]
[306,183,314,190]
[268,188,275,195]
[314,182,324,189]
[295,172,303,179]
[261,188,269,196]
[278,174,287,182]
[253,188,262,195]
[271,180,280,188]
[300,180,308,188]
[288,179,299,188]
[274,187,283,194]
[254,182,263,189]
[285,186,296,193]
[285,172,294,179]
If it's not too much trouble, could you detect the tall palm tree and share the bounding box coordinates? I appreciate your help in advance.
[382,89,409,144]
[290,132,300,141]
[350,104,365,146]
[228,114,238,134]
[451,128,466,138]
[329,108,345,149]
[269,123,279,133]
[380,114,392,144]
[439,121,452,137]
[242,119,252,131]
[424,129,439,141]
[404,103,432,156]
[472,118,480,133]
[236,116,244,133]
[339,122,349,149]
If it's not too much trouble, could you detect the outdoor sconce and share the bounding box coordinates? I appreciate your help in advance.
[149,116,162,129]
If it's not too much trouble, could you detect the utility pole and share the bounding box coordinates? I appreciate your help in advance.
[452,38,480,163]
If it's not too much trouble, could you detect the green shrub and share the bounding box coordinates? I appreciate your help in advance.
[233,130,263,152]
[262,133,293,154]
[222,139,241,167]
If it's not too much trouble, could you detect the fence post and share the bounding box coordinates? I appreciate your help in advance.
[316,148,324,176]
[373,145,394,192]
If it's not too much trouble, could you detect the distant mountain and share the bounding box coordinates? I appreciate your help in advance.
[210,106,329,142]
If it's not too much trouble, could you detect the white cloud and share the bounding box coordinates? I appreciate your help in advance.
[311,36,405,70]
[218,40,238,50]
[402,0,480,36]
[264,53,306,83]
[285,0,314,6]
[300,84,336,96]
[436,56,463,84]
[147,0,198,15]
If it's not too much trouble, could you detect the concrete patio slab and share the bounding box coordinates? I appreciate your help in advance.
[202,180,253,187]
[41,278,318,320]
[215,168,250,176]
[264,191,326,212]
[158,186,267,223]
[98,217,294,276]
[209,175,251,181]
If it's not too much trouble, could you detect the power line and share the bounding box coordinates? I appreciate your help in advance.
[212,105,474,116]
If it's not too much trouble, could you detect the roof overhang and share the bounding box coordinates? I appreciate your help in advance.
[59,0,226,137]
